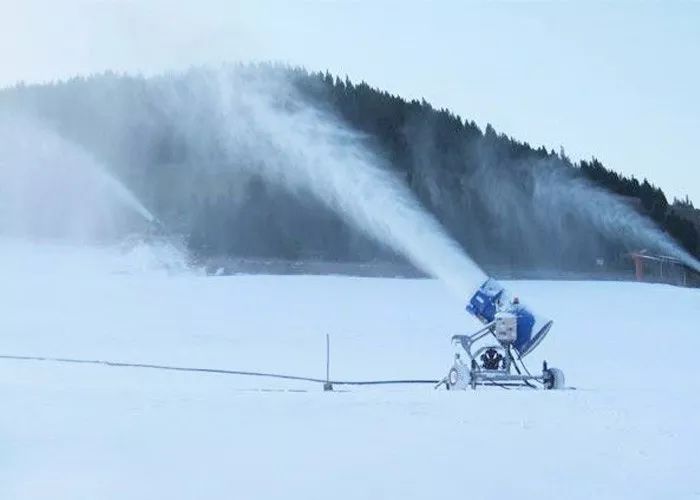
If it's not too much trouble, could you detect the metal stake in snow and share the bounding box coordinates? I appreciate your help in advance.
[324,334,333,392]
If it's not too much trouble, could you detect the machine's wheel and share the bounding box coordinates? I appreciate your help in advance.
[447,367,460,389]
[543,367,565,390]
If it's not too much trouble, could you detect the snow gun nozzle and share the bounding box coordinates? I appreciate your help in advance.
[465,278,553,357]
[148,218,166,234]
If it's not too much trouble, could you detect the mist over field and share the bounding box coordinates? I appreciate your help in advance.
[1,64,698,279]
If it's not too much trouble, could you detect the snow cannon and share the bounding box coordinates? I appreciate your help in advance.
[440,278,565,390]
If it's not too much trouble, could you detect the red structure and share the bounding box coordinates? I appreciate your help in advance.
[629,250,690,286]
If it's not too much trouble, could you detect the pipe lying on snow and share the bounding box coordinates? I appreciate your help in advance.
[0,354,439,386]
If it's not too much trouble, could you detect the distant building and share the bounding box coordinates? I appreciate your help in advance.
[628,250,698,287]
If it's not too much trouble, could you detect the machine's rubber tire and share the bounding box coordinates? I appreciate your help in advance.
[543,367,565,390]
[447,367,460,389]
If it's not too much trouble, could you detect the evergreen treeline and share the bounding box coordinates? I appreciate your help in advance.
[1,65,697,271]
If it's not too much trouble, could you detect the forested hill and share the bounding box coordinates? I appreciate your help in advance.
[293,69,698,260]
[1,65,697,271]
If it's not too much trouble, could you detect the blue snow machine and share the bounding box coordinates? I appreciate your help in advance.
[440,278,565,390]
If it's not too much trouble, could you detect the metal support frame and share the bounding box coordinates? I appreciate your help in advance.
[447,324,550,390]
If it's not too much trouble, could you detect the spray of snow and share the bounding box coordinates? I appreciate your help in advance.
[0,114,156,242]
[196,68,485,296]
[0,236,193,277]
[531,166,700,273]
[0,114,192,274]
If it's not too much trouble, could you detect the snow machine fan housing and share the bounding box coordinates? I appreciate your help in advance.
[466,279,553,357]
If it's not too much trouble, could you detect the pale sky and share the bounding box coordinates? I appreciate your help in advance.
[2,0,698,203]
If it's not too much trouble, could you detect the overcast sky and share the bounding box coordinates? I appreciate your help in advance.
[2,1,698,203]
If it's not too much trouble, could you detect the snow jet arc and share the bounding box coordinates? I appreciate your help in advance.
[200,69,486,296]
[0,115,157,242]
[530,167,700,273]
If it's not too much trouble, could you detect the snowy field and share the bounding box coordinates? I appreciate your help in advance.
[0,243,699,499]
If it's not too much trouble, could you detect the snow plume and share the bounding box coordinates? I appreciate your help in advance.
[0,113,191,274]
[530,165,700,273]
[0,236,193,277]
[468,144,700,273]
[165,67,485,295]
[0,113,156,242]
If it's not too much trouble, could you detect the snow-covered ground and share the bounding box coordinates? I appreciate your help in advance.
[0,242,698,499]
